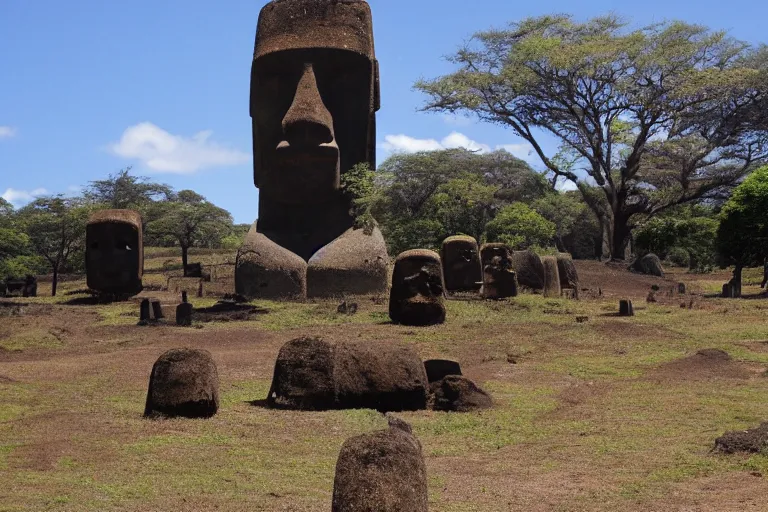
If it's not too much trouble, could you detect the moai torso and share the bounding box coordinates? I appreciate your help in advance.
[236,0,389,300]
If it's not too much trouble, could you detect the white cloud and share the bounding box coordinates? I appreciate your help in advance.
[2,188,48,206]
[0,126,17,138]
[109,122,251,174]
[379,132,537,163]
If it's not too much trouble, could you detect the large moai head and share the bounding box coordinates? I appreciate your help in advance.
[86,210,143,296]
[480,243,518,299]
[250,0,379,208]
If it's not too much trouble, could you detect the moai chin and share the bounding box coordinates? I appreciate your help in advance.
[236,0,389,300]
[86,209,143,296]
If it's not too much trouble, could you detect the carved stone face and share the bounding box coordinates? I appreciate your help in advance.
[86,210,143,295]
[441,236,482,292]
[250,0,379,206]
[389,250,446,326]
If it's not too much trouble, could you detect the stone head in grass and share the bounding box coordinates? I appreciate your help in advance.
[86,209,143,297]
[236,0,389,300]
[389,250,446,326]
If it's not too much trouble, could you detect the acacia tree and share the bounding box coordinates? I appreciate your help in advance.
[416,15,768,259]
[83,167,172,209]
[16,196,90,296]
[716,166,768,293]
[147,190,233,274]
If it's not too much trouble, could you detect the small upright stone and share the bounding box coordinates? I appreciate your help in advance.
[332,420,428,512]
[144,348,219,418]
[619,299,634,317]
[139,299,151,325]
[542,256,561,298]
[423,359,462,383]
[151,300,164,320]
[176,292,193,327]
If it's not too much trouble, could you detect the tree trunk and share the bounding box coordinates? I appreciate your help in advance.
[610,214,632,262]
[181,245,189,275]
[51,267,58,297]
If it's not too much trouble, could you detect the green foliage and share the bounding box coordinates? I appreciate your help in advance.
[484,203,556,250]
[341,162,377,234]
[83,167,172,210]
[416,14,768,258]
[0,255,47,279]
[635,207,719,271]
[716,166,768,269]
[372,148,549,255]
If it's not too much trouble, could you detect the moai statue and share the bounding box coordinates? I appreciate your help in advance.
[480,243,518,299]
[440,235,482,293]
[389,250,446,326]
[236,0,388,300]
[86,210,143,296]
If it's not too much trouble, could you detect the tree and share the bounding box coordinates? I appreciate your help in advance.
[372,148,549,254]
[16,196,90,296]
[0,198,12,223]
[716,166,768,291]
[416,15,768,260]
[484,202,556,250]
[147,191,233,273]
[83,167,173,209]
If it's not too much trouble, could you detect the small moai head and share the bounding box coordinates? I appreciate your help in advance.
[389,249,446,326]
[86,210,143,296]
[480,243,517,299]
[250,0,380,207]
[440,235,482,293]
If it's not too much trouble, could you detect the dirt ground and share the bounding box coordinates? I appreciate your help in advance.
[2,258,768,511]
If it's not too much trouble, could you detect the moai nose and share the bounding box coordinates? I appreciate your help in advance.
[281,63,335,146]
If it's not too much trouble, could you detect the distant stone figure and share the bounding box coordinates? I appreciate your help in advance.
[267,337,429,412]
[761,259,768,288]
[389,249,446,326]
[510,249,546,291]
[480,243,518,299]
[441,235,482,293]
[630,253,664,277]
[144,348,220,418]
[86,209,143,296]
[556,253,579,298]
[332,419,428,512]
[236,0,389,300]
[23,275,37,297]
[541,256,562,298]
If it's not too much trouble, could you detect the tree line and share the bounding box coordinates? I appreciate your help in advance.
[0,168,247,295]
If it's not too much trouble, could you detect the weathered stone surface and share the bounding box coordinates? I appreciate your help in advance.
[715,422,768,454]
[542,256,562,298]
[556,253,579,298]
[430,375,493,412]
[510,249,546,291]
[267,337,429,412]
[238,0,386,299]
[307,227,389,298]
[480,243,518,299]
[423,359,462,383]
[144,348,219,418]
[236,226,307,300]
[619,299,634,317]
[389,249,446,326]
[86,209,143,296]
[441,235,482,293]
[332,420,428,512]
[630,253,665,277]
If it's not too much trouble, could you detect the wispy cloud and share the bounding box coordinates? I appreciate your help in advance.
[109,122,251,174]
[0,126,18,139]
[379,132,537,163]
[2,188,48,206]
[441,114,474,127]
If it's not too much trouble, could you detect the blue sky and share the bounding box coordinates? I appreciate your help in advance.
[1,0,766,224]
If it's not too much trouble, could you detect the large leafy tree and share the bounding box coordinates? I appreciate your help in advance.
[716,166,768,292]
[416,15,768,260]
[16,196,91,296]
[147,191,233,273]
[83,167,172,209]
[484,202,556,250]
[372,148,549,254]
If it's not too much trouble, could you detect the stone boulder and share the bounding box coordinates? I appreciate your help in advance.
[542,256,562,298]
[423,359,462,383]
[556,253,579,298]
[430,375,492,412]
[331,419,428,512]
[630,253,665,277]
[510,250,546,291]
[267,337,429,412]
[144,348,219,418]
